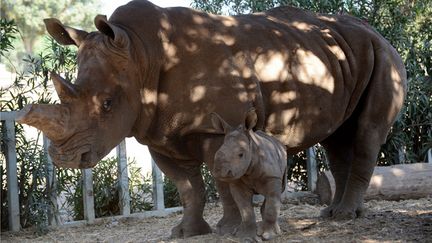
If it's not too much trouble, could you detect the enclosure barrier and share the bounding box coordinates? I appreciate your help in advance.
[1,111,20,232]
[1,110,318,231]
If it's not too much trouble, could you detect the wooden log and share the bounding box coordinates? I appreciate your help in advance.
[316,163,432,205]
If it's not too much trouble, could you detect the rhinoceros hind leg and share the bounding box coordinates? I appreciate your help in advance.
[320,106,389,219]
[321,203,365,218]
[321,58,405,219]
[320,132,377,220]
[329,128,382,220]
[320,122,356,218]
[320,122,384,219]
[149,149,212,238]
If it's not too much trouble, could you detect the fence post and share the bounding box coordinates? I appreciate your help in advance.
[3,119,20,231]
[43,136,60,226]
[306,146,318,192]
[427,148,432,164]
[396,147,406,164]
[152,158,165,210]
[82,169,95,223]
[117,140,130,216]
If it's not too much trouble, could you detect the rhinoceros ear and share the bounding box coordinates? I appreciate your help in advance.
[94,15,129,48]
[210,112,231,134]
[44,18,88,46]
[244,108,257,131]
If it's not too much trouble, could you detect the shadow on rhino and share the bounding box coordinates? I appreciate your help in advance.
[17,0,406,239]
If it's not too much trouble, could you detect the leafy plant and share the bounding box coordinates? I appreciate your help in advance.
[129,165,153,213]
[201,164,218,202]
[0,19,18,57]
[1,18,80,231]
[1,21,58,233]
[58,157,155,220]
[163,176,181,208]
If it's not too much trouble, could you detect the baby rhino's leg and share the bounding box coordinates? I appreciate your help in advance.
[258,179,282,241]
[229,182,259,242]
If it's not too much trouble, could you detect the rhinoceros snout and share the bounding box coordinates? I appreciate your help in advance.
[213,162,235,181]
[213,167,234,180]
[48,144,97,169]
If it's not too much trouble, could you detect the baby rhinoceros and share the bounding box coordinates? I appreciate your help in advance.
[211,109,287,242]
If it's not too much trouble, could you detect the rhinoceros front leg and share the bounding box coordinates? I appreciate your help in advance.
[229,182,259,242]
[149,149,212,238]
[214,180,242,235]
[257,179,282,241]
[197,137,242,235]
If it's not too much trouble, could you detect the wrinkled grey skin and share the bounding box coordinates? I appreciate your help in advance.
[212,110,287,241]
[16,0,407,238]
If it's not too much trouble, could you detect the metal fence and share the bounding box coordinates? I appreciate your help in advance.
[1,110,318,232]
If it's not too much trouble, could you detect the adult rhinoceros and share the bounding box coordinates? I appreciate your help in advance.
[17,0,406,238]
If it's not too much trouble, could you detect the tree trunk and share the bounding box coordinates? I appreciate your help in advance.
[316,163,432,205]
[23,37,35,55]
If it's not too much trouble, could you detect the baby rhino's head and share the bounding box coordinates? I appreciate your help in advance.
[211,109,258,181]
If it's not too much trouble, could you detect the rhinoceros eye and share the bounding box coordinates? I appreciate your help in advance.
[102,99,112,112]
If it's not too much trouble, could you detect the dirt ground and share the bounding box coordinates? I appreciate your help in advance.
[2,197,431,243]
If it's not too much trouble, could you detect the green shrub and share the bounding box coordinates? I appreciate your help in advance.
[201,164,218,202]
[128,166,153,213]
[0,19,18,57]
[1,19,57,233]
[163,176,181,208]
[57,157,154,220]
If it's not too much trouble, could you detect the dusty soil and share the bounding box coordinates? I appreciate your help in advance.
[2,197,431,243]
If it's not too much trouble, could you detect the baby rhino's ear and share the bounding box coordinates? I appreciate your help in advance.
[210,112,231,134]
[245,108,257,131]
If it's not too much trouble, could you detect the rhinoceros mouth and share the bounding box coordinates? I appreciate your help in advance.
[47,131,98,168]
[213,169,243,182]
[79,151,99,168]
[49,145,95,168]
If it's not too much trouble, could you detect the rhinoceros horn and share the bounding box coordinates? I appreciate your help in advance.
[51,72,78,103]
[16,104,70,141]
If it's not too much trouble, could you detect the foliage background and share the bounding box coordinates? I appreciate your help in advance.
[1,0,431,232]
[0,0,100,69]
